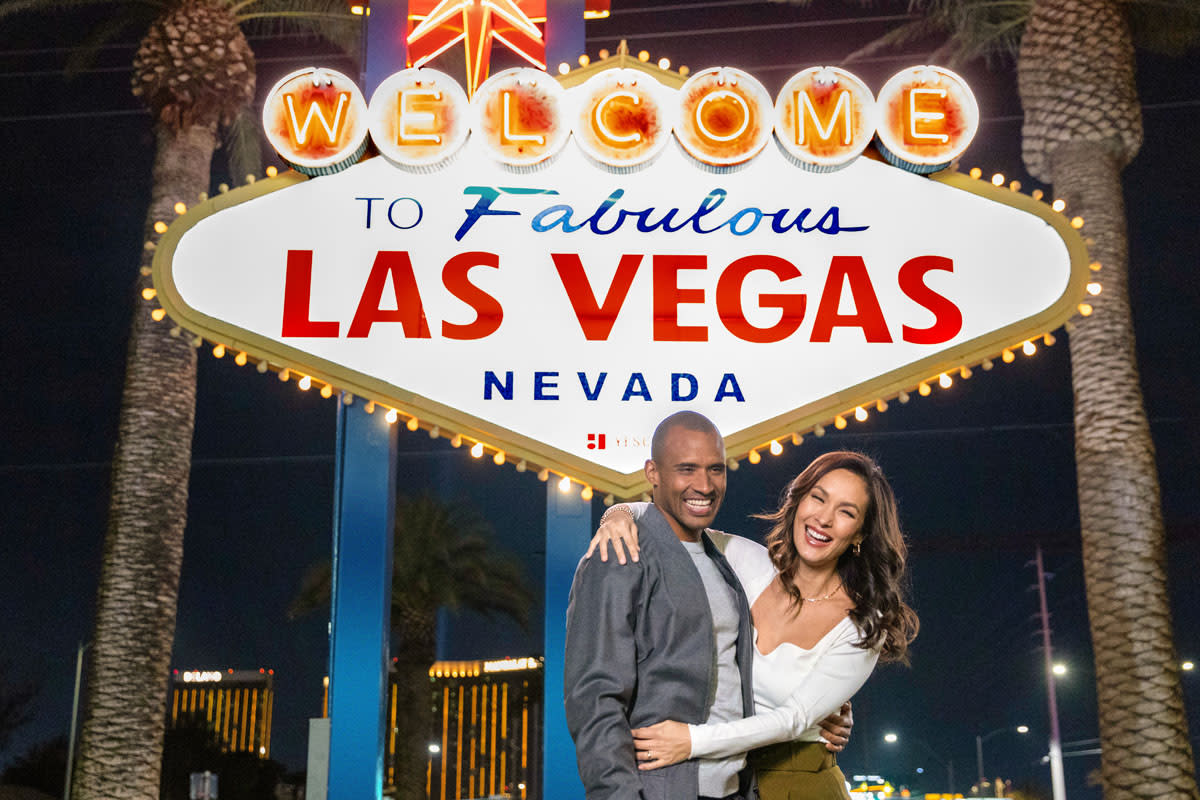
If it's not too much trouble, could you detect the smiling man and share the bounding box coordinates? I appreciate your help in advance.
[564,411,756,800]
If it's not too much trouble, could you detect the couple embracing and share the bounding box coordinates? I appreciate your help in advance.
[564,411,919,800]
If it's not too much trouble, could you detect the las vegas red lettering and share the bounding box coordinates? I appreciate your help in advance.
[280,250,961,344]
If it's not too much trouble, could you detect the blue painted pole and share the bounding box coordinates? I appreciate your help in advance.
[545,0,586,75]
[543,483,590,799]
[362,0,408,93]
[327,402,398,800]
[321,8,408,797]
[542,5,587,795]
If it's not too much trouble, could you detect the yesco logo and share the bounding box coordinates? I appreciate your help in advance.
[262,63,978,176]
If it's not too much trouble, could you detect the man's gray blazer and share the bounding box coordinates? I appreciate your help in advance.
[564,504,755,799]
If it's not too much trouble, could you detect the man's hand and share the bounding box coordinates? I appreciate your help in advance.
[818,701,853,752]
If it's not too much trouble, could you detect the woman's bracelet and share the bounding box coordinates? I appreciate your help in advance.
[599,504,634,527]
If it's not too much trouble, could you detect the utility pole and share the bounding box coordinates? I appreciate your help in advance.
[1035,546,1067,800]
[63,640,90,800]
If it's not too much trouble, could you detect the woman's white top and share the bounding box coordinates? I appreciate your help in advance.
[688,532,881,760]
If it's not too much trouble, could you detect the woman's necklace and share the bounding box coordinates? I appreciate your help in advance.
[798,576,842,603]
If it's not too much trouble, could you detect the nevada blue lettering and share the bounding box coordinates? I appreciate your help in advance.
[480,370,746,402]
[715,373,745,402]
[483,370,513,400]
[578,371,607,401]
[672,373,698,401]
[534,371,559,400]
[622,373,652,401]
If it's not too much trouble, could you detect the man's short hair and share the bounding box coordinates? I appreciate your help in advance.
[650,411,722,463]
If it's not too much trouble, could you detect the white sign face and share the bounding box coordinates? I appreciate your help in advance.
[157,134,1085,495]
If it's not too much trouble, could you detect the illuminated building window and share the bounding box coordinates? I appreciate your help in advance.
[381,657,544,800]
[168,669,274,759]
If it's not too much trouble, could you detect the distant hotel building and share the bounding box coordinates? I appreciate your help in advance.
[323,657,544,799]
[169,668,275,758]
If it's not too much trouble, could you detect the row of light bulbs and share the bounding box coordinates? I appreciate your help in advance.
[145,160,1098,501]
[740,331,1059,466]
[964,166,1102,316]
[556,47,683,76]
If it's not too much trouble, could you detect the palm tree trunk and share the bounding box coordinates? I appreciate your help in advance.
[393,619,438,800]
[72,121,215,800]
[1018,0,1198,794]
[1051,142,1199,800]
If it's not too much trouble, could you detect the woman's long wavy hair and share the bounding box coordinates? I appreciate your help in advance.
[760,451,918,663]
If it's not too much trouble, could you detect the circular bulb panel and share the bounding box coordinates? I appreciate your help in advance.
[874,65,979,168]
[368,68,470,168]
[262,67,369,173]
[471,68,570,167]
[570,68,675,168]
[774,67,877,168]
[674,67,774,166]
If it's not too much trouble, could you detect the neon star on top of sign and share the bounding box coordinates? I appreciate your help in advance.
[408,0,547,96]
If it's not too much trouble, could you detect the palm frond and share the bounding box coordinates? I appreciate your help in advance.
[1125,0,1200,54]
[231,0,362,55]
[289,493,534,634]
[843,15,943,62]
[62,11,147,75]
[223,104,265,182]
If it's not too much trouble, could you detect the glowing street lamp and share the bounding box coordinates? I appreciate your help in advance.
[1052,662,1068,676]
[976,724,1030,786]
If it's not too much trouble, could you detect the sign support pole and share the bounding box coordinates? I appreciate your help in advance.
[541,3,587,795]
[326,401,398,799]
[543,483,589,799]
[322,6,407,799]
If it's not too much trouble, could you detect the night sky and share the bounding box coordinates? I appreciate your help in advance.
[2,1,1198,796]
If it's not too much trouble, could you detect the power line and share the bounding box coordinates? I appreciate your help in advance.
[587,12,916,41]
[610,0,772,13]
[0,49,354,80]
[2,417,1193,474]
[0,30,353,59]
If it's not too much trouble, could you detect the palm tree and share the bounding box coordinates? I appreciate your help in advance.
[0,2,357,798]
[290,494,534,800]
[831,0,1200,796]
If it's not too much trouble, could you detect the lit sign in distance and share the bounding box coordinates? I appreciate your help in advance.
[483,657,541,673]
[181,671,223,683]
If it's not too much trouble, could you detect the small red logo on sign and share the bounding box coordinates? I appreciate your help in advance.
[587,433,607,450]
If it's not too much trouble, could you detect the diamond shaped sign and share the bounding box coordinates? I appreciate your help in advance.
[153,72,1087,498]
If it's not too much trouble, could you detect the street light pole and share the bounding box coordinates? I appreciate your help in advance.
[976,735,985,787]
[63,640,90,800]
[976,726,1029,788]
[1036,546,1067,800]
